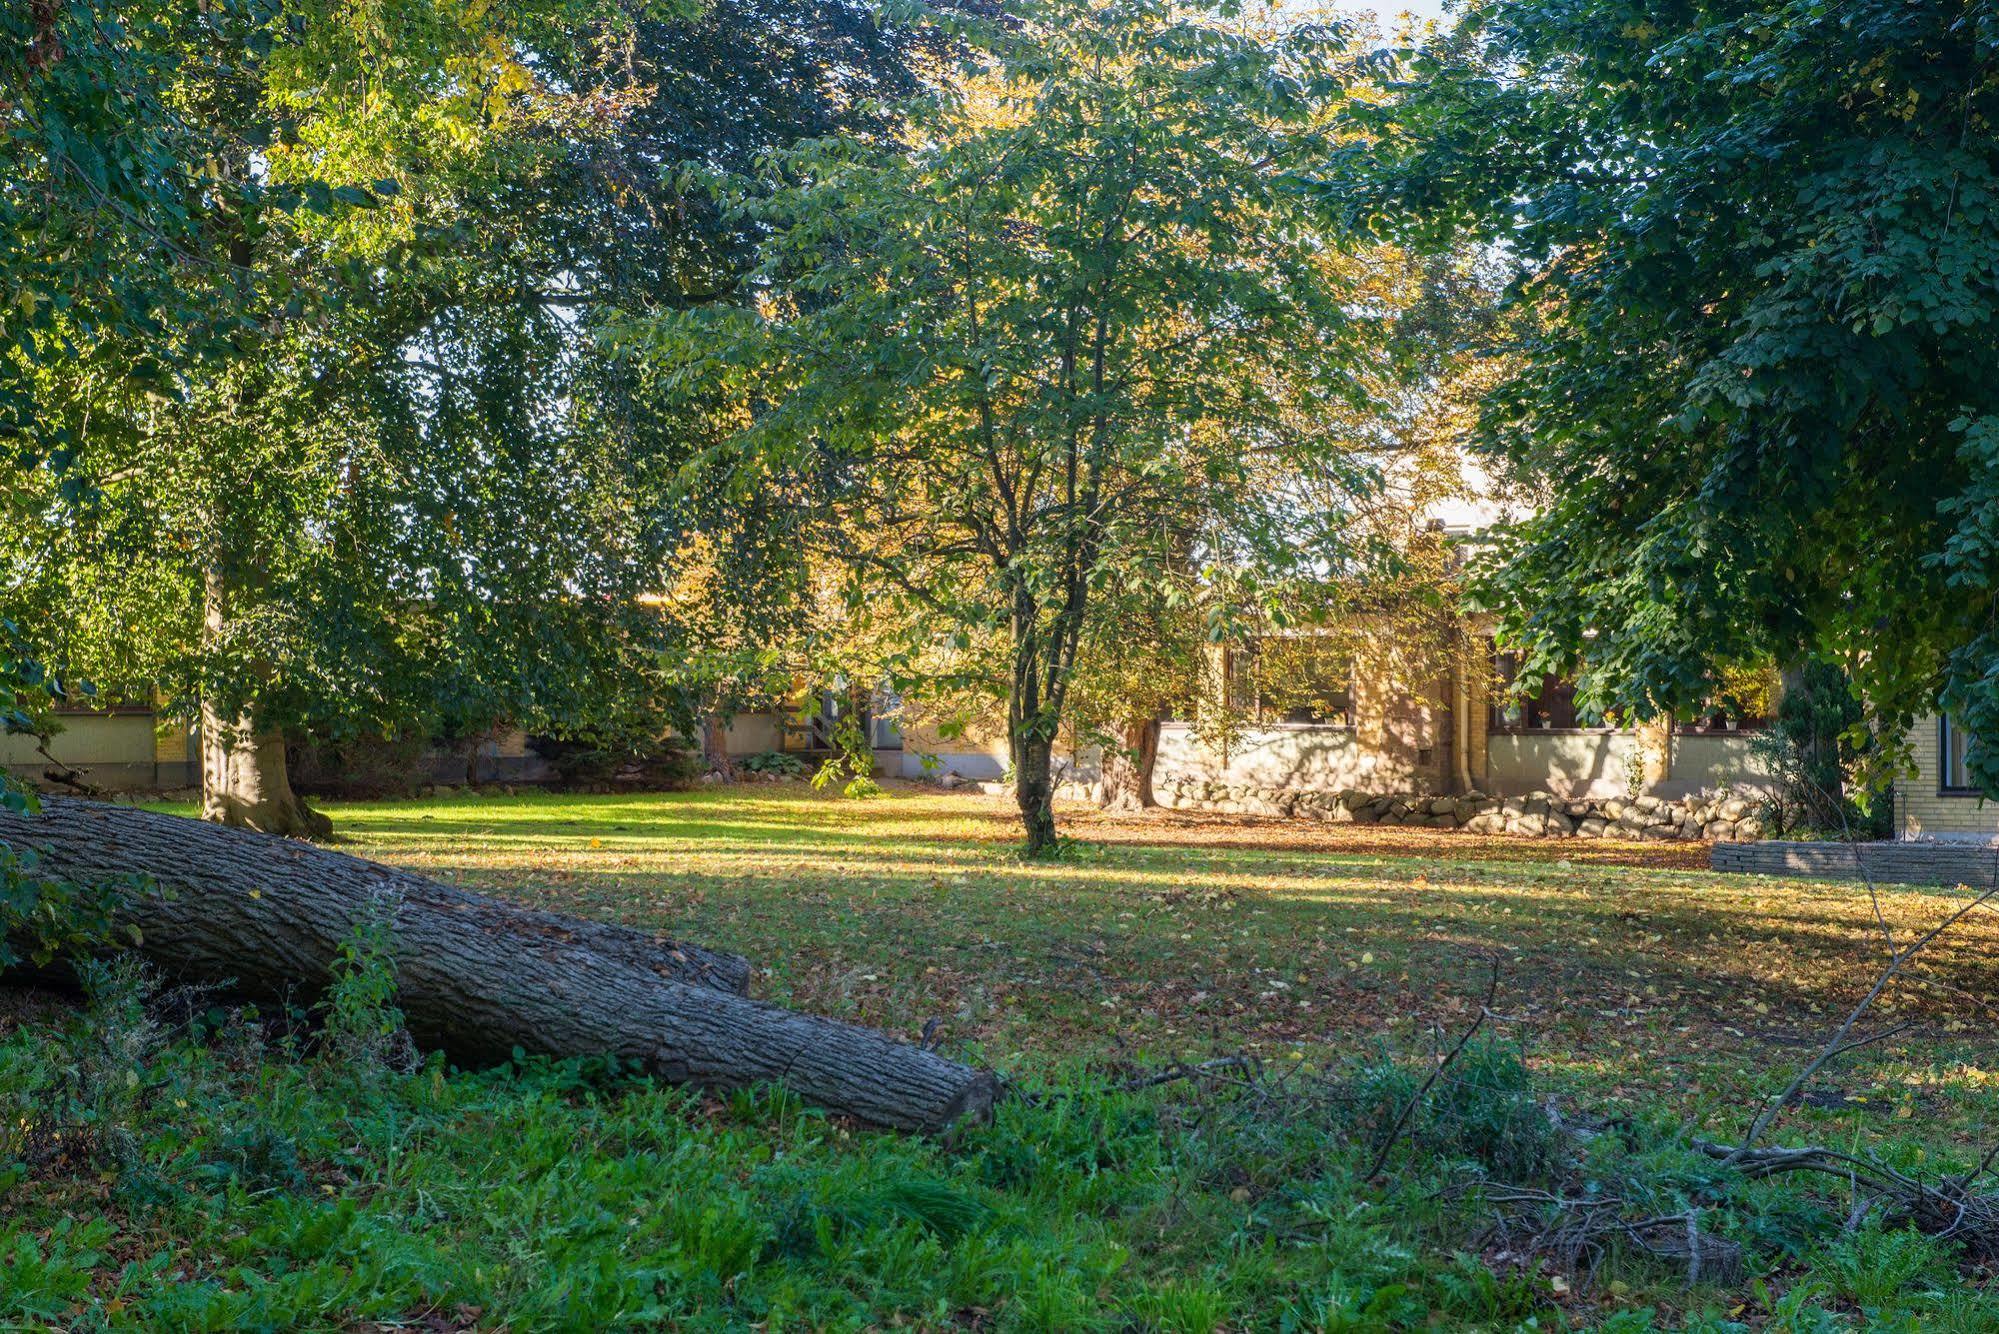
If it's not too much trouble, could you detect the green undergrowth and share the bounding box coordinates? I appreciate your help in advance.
[3,956,1995,1331]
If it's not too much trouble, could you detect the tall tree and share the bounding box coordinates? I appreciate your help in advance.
[1364,0,1999,792]
[636,0,1378,851]
[6,0,939,833]
[1,0,670,835]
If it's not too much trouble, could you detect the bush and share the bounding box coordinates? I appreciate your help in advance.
[528,735,702,789]
[1751,660,1891,839]
[289,731,434,799]
[740,750,808,777]
[1338,1040,1565,1184]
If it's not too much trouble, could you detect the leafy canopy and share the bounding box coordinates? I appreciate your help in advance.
[632,0,1381,844]
[1365,0,1999,790]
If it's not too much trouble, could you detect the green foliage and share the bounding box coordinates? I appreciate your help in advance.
[808,713,882,799]
[1751,661,1888,838]
[635,0,1380,847]
[1811,1222,1956,1315]
[320,907,414,1077]
[739,750,807,777]
[0,621,142,974]
[2,0,941,825]
[1367,0,1999,792]
[1341,1040,1565,1184]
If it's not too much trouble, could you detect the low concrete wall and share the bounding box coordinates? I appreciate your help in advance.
[1666,733,1778,797]
[1,713,166,791]
[1486,731,1642,798]
[1712,840,1999,888]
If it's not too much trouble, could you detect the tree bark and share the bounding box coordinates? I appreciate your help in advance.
[702,712,736,781]
[1098,717,1160,811]
[200,568,328,838]
[1,797,997,1133]
[1011,730,1058,855]
[200,707,330,839]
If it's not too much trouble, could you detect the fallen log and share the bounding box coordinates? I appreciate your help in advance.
[0,797,997,1133]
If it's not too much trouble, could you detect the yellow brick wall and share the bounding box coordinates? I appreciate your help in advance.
[1898,715,1999,838]
[154,720,194,765]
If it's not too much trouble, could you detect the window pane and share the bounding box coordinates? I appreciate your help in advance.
[1945,718,1974,790]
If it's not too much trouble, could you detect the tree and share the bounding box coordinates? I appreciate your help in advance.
[637,0,1378,851]
[4,0,942,834]
[1364,0,1999,793]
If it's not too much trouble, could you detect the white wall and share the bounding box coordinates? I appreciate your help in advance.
[1665,733,1778,797]
[0,713,163,788]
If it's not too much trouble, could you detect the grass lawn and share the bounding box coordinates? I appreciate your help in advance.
[5,783,1999,1329]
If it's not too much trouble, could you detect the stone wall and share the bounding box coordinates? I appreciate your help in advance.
[1156,776,1766,842]
[1712,839,1999,887]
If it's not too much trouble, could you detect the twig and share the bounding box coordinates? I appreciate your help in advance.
[1366,955,1501,1180]
[1733,879,1999,1158]
[1117,1055,1261,1092]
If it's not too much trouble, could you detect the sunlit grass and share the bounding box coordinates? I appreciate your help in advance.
[156,781,1999,1149]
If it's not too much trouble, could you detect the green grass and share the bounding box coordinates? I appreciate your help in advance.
[6,783,1999,1329]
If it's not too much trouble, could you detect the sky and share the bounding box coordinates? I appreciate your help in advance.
[1364,0,1448,19]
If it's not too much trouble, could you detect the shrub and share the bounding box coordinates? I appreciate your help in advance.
[529,735,702,789]
[1338,1040,1565,1184]
[320,905,416,1077]
[740,750,807,777]
[289,731,433,799]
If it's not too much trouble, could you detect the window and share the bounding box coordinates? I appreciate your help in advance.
[1227,639,1354,726]
[1489,651,1595,731]
[1941,716,1979,795]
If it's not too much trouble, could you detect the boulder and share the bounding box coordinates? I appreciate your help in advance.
[1576,817,1608,839]
[1704,819,1737,840]
[1547,811,1576,837]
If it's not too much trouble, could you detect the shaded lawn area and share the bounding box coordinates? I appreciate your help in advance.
[319,783,1999,1145]
[9,782,1999,1329]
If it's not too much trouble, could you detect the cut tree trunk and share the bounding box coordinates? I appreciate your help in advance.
[0,797,997,1133]
[1099,718,1160,811]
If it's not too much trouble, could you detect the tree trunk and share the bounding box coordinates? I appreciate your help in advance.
[702,713,735,781]
[1012,731,1059,855]
[1,797,997,1134]
[200,568,328,838]
[1098,717,1160,811]
[200,706,331,839]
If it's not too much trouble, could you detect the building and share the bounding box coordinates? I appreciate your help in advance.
[1896,715,1998,840]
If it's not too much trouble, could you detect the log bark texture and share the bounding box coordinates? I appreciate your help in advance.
[0,797,996,1133]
